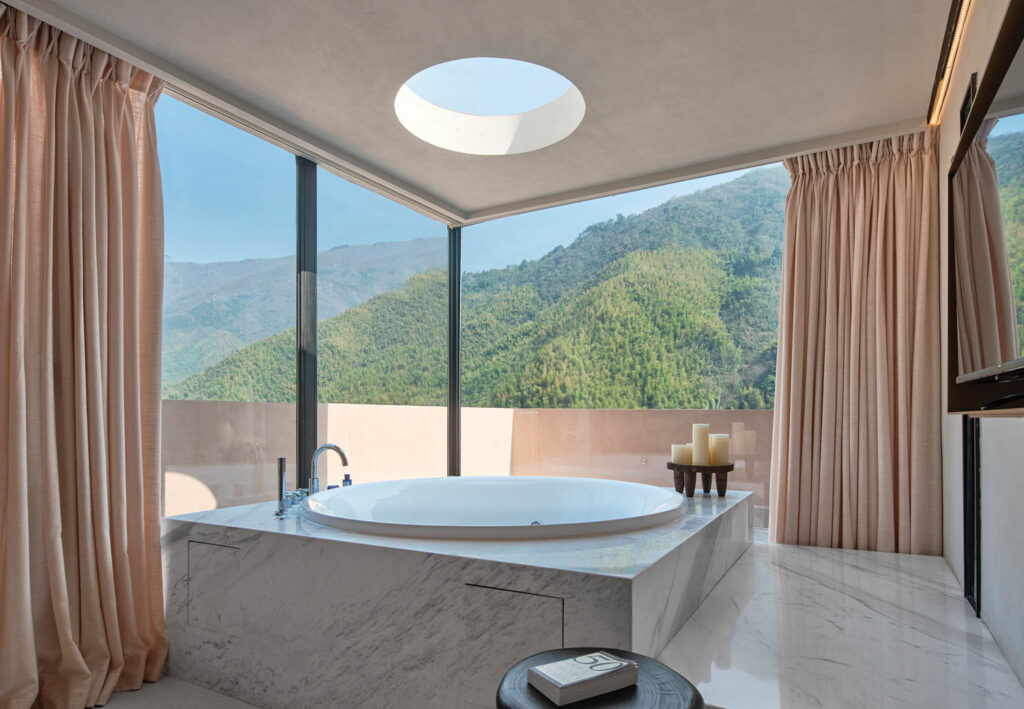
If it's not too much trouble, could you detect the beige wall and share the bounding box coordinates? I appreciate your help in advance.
[938,0,1024,685]
[161,400,514,516]
[161,399,301,516]
[320,404,514,483]
[162,401,770,518]
[508,408,772,509]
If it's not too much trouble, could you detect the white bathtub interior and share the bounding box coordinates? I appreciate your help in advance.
[301,475,686,539]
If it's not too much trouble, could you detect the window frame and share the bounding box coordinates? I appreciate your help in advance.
[293,160,461,481]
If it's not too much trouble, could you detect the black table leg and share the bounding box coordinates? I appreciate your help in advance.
[701,472,712,494]
[684,471,697,497]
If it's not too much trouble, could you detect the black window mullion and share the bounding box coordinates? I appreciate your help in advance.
[296,156,317,489]
[448,225,461,476]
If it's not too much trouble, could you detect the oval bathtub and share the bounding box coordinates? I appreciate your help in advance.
[301,476,684,540]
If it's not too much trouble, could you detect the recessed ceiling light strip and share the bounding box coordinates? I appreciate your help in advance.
[928,0,973,125]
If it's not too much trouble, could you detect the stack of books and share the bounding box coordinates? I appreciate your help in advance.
[526,650,639,705]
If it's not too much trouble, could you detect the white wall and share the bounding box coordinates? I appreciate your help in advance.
[938,0,1024,685]
[980,417,1024,682]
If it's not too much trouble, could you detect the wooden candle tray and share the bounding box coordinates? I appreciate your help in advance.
[666,461,734,497]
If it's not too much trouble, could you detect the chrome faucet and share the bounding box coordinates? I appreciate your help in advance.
[310,443,349,495]
[276,456,305,516]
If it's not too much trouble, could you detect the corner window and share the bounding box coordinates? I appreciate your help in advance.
[461,167,785,524]
[315,168,449,485]
[158,96,296,515]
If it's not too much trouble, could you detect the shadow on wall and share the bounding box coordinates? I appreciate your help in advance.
[161,401,772,521]
[161,400,514,515]
[161,400,301,516]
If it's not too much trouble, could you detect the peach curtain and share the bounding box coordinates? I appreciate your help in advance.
[770,129,942,554]
[0,6,167,708]
[952,118,1019,373]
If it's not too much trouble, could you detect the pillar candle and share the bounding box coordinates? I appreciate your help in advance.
[692,423,710,465]
[671,444,693,465]
[710,433,731,466]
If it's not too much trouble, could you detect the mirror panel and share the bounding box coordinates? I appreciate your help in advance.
[952,42,1024,377]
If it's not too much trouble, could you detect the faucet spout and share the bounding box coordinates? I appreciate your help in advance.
[310,443,349,495]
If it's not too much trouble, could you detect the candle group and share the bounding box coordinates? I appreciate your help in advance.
[671,424,731,466]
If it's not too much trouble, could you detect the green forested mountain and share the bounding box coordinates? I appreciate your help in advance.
[165,131,1024,408]
[166,167,790,408]
[162,237,446,385]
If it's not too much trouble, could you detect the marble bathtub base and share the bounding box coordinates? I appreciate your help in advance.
[632,495,751,654]
[162,493,751,708]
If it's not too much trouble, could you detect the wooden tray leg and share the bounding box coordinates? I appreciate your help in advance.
[684,471,697,497]
[716,472,728,497]
[701,472,712,494]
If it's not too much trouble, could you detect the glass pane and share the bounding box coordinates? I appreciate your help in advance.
[461,166,785,525]
[316,168,447,486]
[988,113,1024,358]
[158,96,296,516]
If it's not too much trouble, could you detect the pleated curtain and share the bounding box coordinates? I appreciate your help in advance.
[0,5,167,707]
[952,118,1019,373]
[770,129,942,554]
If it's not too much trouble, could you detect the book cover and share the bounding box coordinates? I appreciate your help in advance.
[527,651,638,705]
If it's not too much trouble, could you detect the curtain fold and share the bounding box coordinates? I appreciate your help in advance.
[769,129,942,554]
[952,118,1019,373]
[0,5,167,707]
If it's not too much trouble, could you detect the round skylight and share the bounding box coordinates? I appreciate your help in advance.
[395,57,585,156]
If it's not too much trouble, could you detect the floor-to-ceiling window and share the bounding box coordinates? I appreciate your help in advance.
[461,166,785,522]
[156,92,784,524]
[314,168,448,485]
[158,95,296,516]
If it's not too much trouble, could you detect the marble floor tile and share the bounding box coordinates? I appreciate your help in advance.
[658,539,1024,708]
[102,676,256,708]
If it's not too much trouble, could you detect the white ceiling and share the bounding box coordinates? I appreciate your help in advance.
[992,41,1024,117]
[13,0,949,224]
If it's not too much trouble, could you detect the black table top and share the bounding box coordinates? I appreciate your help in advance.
[496,648,704,709]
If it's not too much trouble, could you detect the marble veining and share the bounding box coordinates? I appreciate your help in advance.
[167,490,748,578]
[658,533,1024,708]
[161,491,752,708]
[633,495,751,654]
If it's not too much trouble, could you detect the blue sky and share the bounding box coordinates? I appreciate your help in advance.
[405,57,571,115]
[156,49,1024,271]
[157,94,755,272]
[990,112,1024,136]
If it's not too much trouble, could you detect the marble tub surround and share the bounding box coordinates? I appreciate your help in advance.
[161,491,751,708]
[632,494,750,654]
[167,490,749,578]
[658,533,1024,708]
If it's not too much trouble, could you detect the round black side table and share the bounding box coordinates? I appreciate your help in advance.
[496,648,704,709]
